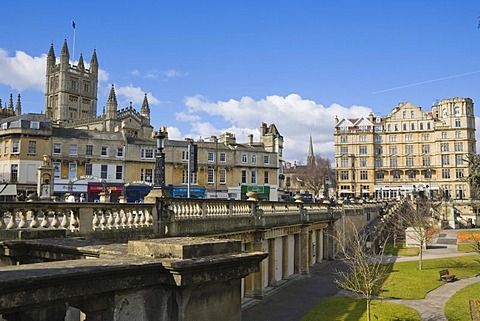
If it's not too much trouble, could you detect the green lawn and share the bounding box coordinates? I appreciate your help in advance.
[444,282,480,321]
[384,243,420,256]
[381,255,480,299]
[301,297,420,321]
[302,254,480,320]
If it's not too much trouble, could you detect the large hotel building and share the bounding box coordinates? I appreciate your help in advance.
[334,98,477,201]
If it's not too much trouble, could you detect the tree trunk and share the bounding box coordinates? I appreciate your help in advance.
[419,243,423,270]
[367,299,371,321]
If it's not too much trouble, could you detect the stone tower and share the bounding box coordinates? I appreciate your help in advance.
[307,134,314,166]
[44,40,99,123]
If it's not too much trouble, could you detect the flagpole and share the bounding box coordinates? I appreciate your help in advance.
[72,21,76,63]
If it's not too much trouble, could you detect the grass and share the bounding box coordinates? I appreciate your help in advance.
[301,296,420,321]
[444,282,480,321]
[381,255,480,299]
[457,231,480,252]
[384,243,420,256]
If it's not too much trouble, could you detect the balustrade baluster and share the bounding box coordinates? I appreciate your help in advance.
[60,211,69,229]
[30,210,39,228]
[114,210,122,229]
[120,210,128,228]
[0,212,6,229]
[107,210,114,229]
[51,212,60,229]
[139,210,146,226]
[40,211,50,228]
[6,211,17,229]
[92,211,100,230]
[133,210,140,227]
[145,209,152,226]
[99,211,107,230]
[70,211,79,231]
[19,211,27,228]
[127,211,134,227]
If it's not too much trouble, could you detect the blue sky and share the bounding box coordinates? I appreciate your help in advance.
[1,1,480,162]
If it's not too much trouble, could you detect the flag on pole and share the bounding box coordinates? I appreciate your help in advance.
[72,21,76,29]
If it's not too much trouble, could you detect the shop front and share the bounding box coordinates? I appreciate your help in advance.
[167,185,206,199]
[88,183,124,202]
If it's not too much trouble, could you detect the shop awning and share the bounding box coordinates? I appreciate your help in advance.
[0,184,17,196]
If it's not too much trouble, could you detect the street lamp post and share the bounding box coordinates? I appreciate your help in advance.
[145,127,170,203]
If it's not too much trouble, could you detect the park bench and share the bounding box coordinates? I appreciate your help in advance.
[439,269,456,282]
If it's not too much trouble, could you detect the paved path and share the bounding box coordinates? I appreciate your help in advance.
[242,229,480,321]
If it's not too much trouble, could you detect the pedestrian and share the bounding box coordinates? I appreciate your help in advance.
[79,193,86,202]
[66,193,75,202]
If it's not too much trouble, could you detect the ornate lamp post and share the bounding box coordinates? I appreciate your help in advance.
[145,126,170,202]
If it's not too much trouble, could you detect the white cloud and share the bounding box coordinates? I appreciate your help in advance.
[175,112,201,122]
[183,94,372,162]
[0,49,46,91]
[114,83,160,106]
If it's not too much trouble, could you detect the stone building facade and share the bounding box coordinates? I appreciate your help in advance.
[334,98,477,201]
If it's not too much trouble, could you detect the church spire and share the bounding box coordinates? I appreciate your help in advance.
[90,49,98,73]
[47,43,56,68]
[60,38,70,67]
[307,134,315,166]
[106,84,118,119]
[77,53,85,71]
[16,94,21,116]
[141,94,150,115]
[7,94,14,114]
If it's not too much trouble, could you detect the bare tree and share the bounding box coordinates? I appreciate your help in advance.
[393,196,438,270]
[295,154,332,199]
[466,154,480,197]
[335,223,389,321]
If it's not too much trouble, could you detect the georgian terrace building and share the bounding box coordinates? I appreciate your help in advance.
[334,98,477,202]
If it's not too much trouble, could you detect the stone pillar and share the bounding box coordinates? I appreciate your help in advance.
[294,233,300,274]
[249,231,267,299]
[323,222,335,260]
[299,226,309,275]
[282,235,289,279]
[315,229,321,263]
[77,206,94,234]
[268,238,276,285]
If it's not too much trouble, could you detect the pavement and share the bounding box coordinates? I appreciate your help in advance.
[241,229,480,321]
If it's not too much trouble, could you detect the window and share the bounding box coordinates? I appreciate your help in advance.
[263,155,270,164]
[441,155,450,166]
[53,162,61,178]
[374,125,383,132]
[207,167,215,184]
[101,146,108,156]
[390,157,398,168]
[442,132,447,139]
[454,106,461,116]
[341,171,349,180]
[425,170,432,179]
[375,158,383,167]
[456,184,466,200]
[421,133,429,141]
[455,155,464,166]
[86,145,93,156]
[117,147,124,157]
[219,169,226,184]
[12,140,19,154]
[145,169,153,182]
[408,170,416,179]
[375,146,383,155]
[241,154,247,163]
[410,111,414,118]
[100,165,108,179]
[422,156,431,166]
[340,136,348,143]
[30,121,39,129]
[69,162,77,179]
[454,142,463,152]
[456,168,464,179]
[85,163,92,176]
[69,144,78,156]
[144,149,154,159]
[376,171,384,179]
[54,143,61,154]
[359,135,367,142]
[403,124,407,131]
[375,135,382,143]
[181,171,198,184]
[340,146,348,154]
[359,157,367,167]
[421,144,430,154]
[10,164,18,181]
[241,170,247,184]
[420,123,424,130]
[251,171,257,184]
[406,157,414,167]
[28,141,36,155]
[455,119,461,127]
[406,145,414,154]
[341,158,349,167]
[264,171,269,184]
[455,131,461,138]
[441,143,449,152]
[251,154,257,163]
[208,152,214,162]
[411,123,415,130]
[389,135,397,142]
[116,165,123,179]
[393,170,401,179]
[403,111,406,119]
[389,147,397,155]
[359,125,367,132]
[442,169,450,179]
[427,122,431,130]
[220,152,226,162]
[405,134,413,141]
[360,170,368,180]
[359,146,367,154]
